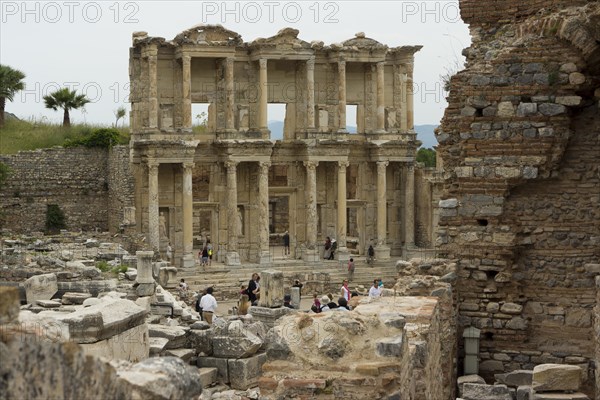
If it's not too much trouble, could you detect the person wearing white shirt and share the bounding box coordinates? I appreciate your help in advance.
[368,280,381,298]
[199,287,218,324]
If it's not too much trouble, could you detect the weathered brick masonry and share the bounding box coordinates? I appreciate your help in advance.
[0,146,133,233]
[439,0,599,396]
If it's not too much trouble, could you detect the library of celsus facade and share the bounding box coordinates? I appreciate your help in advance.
[129,25,433,267]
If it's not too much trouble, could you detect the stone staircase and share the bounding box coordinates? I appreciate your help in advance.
[178,254,399,300]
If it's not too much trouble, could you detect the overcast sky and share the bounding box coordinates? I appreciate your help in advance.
[1,1,470,126]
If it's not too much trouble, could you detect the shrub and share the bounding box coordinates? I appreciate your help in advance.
[0,162,10,189]
[416,147,437,168]
[96,261,111,272]
[45,204,66,233]
[64,128,123,148]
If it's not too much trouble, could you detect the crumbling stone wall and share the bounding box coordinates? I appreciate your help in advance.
[0,146,133,234]
[438,0,599,396]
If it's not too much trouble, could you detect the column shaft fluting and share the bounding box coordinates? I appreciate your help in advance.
[148,50,158,129]
[182,55,192,130]
[258,59,268,130]
[407,65,414,130]
[182,162,194,256]
[376,62,385,131]
[258,162,271,254]
[225,57,235,130]
[306,57,315,129]
[148,161,159,250]
[400,65,408,131]
[338,60,346,131]
[226,161,239,251]
[337,161,349,249]
[304,161,318,249]
[376,161,388,247]
[405,164,415,246]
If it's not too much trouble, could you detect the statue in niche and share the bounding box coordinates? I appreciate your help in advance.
[237,207,244,236]
[159,212,168,239]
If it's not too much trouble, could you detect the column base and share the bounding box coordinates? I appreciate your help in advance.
[302,248,320,263]
[180,253,195,268]
[336,247,350,263]
[225,251,241,266]
[257,251,271,265]
[375,245,391,260]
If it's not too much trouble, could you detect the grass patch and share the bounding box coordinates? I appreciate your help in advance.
[0,117,129,154]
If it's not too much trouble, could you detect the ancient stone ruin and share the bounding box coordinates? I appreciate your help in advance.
[1,1,599,399]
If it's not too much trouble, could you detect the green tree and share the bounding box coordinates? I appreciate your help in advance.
[0,64,26,128]
[43,88,90,127]
[416,147,436,168]
[114,106,127,127]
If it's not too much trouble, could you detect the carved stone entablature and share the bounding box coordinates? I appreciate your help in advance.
[249,27,312,51]
[172,24,243,46]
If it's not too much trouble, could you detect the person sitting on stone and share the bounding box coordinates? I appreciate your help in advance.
[369,279,381,298]
[292,279,303,298]
[320,295,332,312]
[247,273,260,305]
[238,294,250,315]
[178,278,188,298]
[336,297,350,311]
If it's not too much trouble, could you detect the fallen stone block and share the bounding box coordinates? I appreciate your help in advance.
[118,357,202,399]
[198,367,218,388]
[495,370,533,387]
[186,329,213,355]
[532,392,589,400]
[164,348,195,364]
[57,280,118,297]
[148,324,187,349]
[228,353,268,390]
[158,267,177,288]
[516,386,530,400]
[457,375,486,397]
[23,273,58,304]
[0,287,20,324]
[36,299,61,308]
[149,337,169,355]
[197,356,229,383]
[462,383,512,400]
[532,364,582,392]
[212,333,262,358]
[61,292,92,305]
[136,283,156,297]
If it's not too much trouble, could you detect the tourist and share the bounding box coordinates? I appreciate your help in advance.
[206,240,213,266]
[369,279,381,298]
[341,279,351,302]
[200,246,209,267]
[292,279,303,297]
[283,294,294,309]
[367,244,375,266]
[311,293,321,313]
[166,242,172,262]
[320,295,332,312]
[238,294,250,315]
[323,236,332,259]
[347,257,355,281]
[283,231,290,255]
[378,278,384,289]
[179,278,188,298]
[337,297,350,311]
[247,273,260,305]
[199,287,217,324]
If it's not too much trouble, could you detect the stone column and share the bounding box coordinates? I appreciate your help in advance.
[182,54,192,130]
[338,60,346,131]
[258,161,271,264]
[258,58,268,131]
[405,164,415,247]
[148,47,158,129]
[407,64,414,130]
[376,61,385,132]
[225,160,240,265]
[225,57,235,131]
[337,161,350,262]
[303,160,319,262]
[306,57,315,129]
[376,161,390,259]
[136,251,155,296]
[399,65,408,131]
[181,162,195,268]
[148,161,160,252]
[258,269,284,308]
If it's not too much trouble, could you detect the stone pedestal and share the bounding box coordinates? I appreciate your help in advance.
[302,248,319,263]
[336,248,350,264]
[257,251,271,265]
[375,246,390,261]
[258,270,284,308]
[290,287,301,309]
[136,251,156,297]
[225,252,240,266]
[181,253,195,268]
[248,306,296,328]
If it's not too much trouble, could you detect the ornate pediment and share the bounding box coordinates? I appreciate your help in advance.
[249,27,311,50]
[173,24,243,46]
[329,32,388,52]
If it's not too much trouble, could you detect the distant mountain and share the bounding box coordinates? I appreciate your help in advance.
[414,124,438,149]
[268,121,437,148]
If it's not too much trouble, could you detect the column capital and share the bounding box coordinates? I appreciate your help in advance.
[377,160,389,168]
[406,163,415,172]
[376,61,385,70]
[338,60,346,69]
[303,160,319,170]
[225,56,234,66]
[183,161,195,170]
[259,161,271,170]
[338,161,349,169]
[307,57,315,71]
[259,58,267,69]
[182,54,191,63]
[147,160,159,170]
[225,160,239,170]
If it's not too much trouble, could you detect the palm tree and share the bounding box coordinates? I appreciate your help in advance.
[43,88,90,127]
[114,106,127,127]
[0,64,26,128]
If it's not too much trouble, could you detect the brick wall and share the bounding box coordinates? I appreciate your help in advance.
[439,1,600,396]
[0,146,133,234]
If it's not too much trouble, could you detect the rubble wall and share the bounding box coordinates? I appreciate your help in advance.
[438,0,600,396]
[0,146,133,234]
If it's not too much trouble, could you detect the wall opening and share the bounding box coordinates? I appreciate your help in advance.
[192,103,209,133]
[267,103,286,140]
[346,104,358,133]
